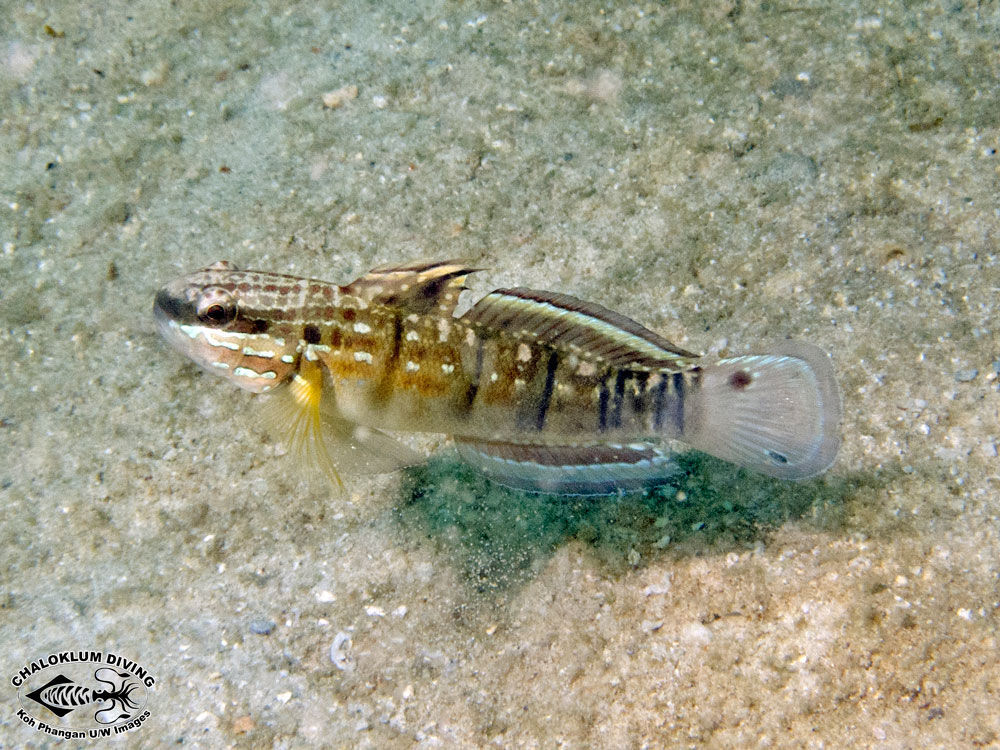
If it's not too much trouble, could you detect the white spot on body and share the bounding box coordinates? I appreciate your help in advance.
[242,346,276,358]
[179,324,201,340]
[280,354,295,363]
[353,322,372,334]
[405,329,420,342]
[576,360,597,377]
[405,361,420,372]
[203,332,240,351]
[303,344,331,362]
[441,363,455,374]
[490,372,499,382]
[354,351,373,364]
[517,343,532,362]
[233,366,276,379]
[211,361,230,369]
[437,318,451,342]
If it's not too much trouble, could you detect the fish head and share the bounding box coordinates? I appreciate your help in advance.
[154,261,301,392]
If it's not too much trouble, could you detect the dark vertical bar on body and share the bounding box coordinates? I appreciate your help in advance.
[671,371,686,434]
[373,314,404,404]
[631,371,648,420]
[652,373,668,431]
[535,351,559,430]
[598,376,610,433]
[610,369,627,429]
[460,334,485,413]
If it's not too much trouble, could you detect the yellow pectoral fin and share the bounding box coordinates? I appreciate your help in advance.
[261,359,421,490]
[274,358,346,490]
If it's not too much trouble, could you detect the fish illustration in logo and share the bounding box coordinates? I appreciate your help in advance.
[25,668,142,724]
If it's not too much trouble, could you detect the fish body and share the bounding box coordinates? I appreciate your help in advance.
[155,260,840,494]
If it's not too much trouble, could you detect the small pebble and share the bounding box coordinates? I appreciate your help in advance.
[321,84,358,109]
[232,715,255,734]
[991,360,1000,375]
[249,618,275,635]
[643,574,672,596]
[954,368,978,382]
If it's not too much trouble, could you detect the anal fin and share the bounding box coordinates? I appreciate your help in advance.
[454,438,678,496]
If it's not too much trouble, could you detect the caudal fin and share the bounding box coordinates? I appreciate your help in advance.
[683,342,841,479]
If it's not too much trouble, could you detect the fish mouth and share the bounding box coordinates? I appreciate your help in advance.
[153,286,201,359]
[154,279,203,332]
[154,287,195,325]
[153,301,227,381]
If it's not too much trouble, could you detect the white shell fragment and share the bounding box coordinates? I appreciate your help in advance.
[330,631,355,672]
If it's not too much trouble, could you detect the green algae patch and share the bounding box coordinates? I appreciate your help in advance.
[395,452,860,596]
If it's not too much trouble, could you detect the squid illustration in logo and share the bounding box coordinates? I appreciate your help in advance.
[25,668,142,724]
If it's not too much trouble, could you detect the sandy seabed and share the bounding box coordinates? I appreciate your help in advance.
[2,1,998,747]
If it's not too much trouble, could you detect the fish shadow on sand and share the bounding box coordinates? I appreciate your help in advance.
[395,452,874,601]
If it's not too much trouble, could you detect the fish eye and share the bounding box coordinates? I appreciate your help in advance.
[203,304,230,323]
[196,287,237,325]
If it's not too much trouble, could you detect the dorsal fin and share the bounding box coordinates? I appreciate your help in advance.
[344,259,479,316]
[463,287,699,370]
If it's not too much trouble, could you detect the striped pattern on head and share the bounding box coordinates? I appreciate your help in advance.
[153,261,348,392]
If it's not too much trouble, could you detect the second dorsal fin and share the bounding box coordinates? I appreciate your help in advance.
[463,287,699,370]
[345,259,479,316]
